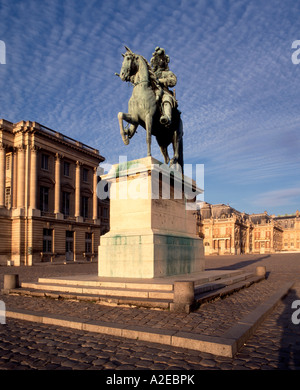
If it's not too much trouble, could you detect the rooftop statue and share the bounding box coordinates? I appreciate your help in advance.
[116,46,183,171]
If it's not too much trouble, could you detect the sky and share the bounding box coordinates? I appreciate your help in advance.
[0,0,299,216]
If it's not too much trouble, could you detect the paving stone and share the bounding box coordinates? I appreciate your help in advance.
[199,358,216,367]
[92,358,109,366]
[103,360,121,369]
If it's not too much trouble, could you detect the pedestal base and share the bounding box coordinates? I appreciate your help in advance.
[99,229,204,278]
[98,157,204,279]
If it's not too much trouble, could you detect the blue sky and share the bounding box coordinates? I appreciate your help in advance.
[0,0,300,216]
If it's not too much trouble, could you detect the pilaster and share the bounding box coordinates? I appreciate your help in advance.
[54,153,64,219]
[17,145,25,209]
[75,161,82,221]
[93,166,99,222]
[0,142,6,207]
[29,145,38,210]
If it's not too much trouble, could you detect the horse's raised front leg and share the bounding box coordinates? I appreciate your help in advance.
[118,112,138,145]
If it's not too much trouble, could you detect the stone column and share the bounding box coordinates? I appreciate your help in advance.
[17,146,25,209]
[93,167,98,221]
[75,161,81,218]
[54,153,61,214]
[0,143,6,207]
[29,146,38,209]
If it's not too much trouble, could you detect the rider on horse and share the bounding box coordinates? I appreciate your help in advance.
[150,47,178,127]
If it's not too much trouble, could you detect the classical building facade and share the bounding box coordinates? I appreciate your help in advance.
[197,203,252,256]
[249,212,283,254]
[197,202,298,255]
[274,211,300,252]
[0,119,108,266]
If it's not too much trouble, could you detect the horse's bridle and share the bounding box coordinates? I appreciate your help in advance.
[133,80,149,87]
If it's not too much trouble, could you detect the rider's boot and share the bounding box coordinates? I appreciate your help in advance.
[160,102,172,126]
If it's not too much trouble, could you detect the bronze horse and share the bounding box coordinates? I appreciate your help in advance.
[117,46,183,170]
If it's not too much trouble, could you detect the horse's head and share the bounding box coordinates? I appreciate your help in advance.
[119,46,138,82]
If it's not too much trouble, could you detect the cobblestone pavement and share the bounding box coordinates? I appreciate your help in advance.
[0,253,300,371]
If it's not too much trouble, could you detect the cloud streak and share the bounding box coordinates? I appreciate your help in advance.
[254,188,300,209]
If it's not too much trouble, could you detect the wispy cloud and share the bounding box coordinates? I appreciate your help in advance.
[253,187,300,209]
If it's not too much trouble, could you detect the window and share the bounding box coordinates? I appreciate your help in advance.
[66,230,74,238]
[43,228,52,253]
[6,154,10,170]
[41,154,49,170]
[62,192,70,216]
[83,168,89,182]
[64,161,70,177]
[5,187,11,209]
[85,233,92,253]
[81,196,89,218]
[66,231,74,259]
[40,186,49,212]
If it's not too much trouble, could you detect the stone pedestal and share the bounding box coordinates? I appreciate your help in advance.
[98,157,204,278]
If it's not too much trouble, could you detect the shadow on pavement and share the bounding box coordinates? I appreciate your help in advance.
[207,255,271,271]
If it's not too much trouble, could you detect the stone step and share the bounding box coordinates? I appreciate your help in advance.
[36,269,247,291]
[37,277,174,292]
[194,272,255,294]
[11,273,265,311]
[21,282,174,300]
[20,271,252,302]
[192,269,247,287]
[5,269,265,312]
[9,287,172,309]
[195,275,266,305]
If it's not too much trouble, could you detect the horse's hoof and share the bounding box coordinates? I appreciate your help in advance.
[122,136,129,145]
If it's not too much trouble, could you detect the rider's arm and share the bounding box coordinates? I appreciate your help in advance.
[158,72,177,88]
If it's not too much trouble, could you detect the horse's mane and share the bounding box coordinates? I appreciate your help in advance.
[138,54,160,92]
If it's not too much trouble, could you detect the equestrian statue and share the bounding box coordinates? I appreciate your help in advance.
[116,46,184,171]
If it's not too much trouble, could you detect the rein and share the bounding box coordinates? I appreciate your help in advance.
[133,79,149,87]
